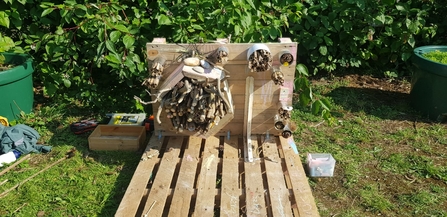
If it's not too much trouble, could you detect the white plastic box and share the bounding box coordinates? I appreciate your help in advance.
[307,153,336,177]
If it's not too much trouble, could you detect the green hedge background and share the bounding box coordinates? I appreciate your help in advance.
[1,0,446,111]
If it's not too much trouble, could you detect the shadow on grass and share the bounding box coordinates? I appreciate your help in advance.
[29,91,149,216]
[326,86,430,122]
[44,124,144,216]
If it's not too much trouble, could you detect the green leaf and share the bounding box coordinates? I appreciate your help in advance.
[311,100,322,115]
[157,14,172,25]
[319,46,328,56]
[0,34,14,52]
[296,63,309,76]
[63,79,71,88]
[320,98,332,110]
[407,20,419,34]
[123,35,135,49]
[44,83,57,96]
[135,99,145,112]
[130,53,141,63]
[241,14,252,29]
[382,0,395,5]
[401,52,412,61]
[106,40,117,54]
[234,25,241,36]
[114,24,129,33]
[246,0,256,9]
[124,58,136,71]
[269,27,279,40]
[55,27,64,35]
[110,31,121,42]
[407,35,415,48]
[76,4,87,11]
[323,36,333,46]
[356,0,365,10]
[396,4,406,12]
[211,9,222,16]
[105,54,121,64]
[41,8,54,17]
[98,27,105,41]
[191,24,203,30]
[261,0,271,7]
[375,14,386,25]
[0,11,10,28]
[299,87,312,106]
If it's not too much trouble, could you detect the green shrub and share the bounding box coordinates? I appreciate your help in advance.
[0,0,446,115]
[288,0,439,75]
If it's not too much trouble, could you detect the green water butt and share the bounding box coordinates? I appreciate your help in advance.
[0,53,34,122]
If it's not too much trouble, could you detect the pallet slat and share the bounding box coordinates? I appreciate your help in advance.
[220,136,241,216]
[262,136,294,217]
[116,135,320,217]
[280,136,320,217]
[141,136,184,216]
[115,136,162,217]
[168,136,203,217]
[194,136,220,216]
[243,136,267,216]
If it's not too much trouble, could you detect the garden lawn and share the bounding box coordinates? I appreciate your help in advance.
[0,73,446,216]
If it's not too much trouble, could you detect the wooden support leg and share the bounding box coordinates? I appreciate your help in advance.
[244,76,254,162]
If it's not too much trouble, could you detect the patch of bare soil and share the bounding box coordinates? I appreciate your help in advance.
[341,74,411,94]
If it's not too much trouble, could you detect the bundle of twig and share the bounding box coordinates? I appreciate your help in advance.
[207,47,229,64]
[278,107,291,121]
[271,70,284,85]
[160,77,230,135]
[142,56,167,89]
[248,49,272,72]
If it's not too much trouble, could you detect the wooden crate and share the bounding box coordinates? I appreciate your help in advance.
[88,125,146,151]
[115,135,320,217]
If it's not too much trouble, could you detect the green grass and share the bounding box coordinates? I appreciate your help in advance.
[0,103,142,216]
[294,75,447,216]
[1,74,447,216]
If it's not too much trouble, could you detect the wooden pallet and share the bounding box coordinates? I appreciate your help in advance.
[115,135,319,217]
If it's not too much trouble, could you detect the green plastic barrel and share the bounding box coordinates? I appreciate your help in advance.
[0,53,34,122]
[410,46,447,121]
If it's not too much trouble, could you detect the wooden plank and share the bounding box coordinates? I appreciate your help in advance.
[146,42,297,62]
[279,136,320,217]
[167,136,203,217]
[243,135,267,216]
[244,76,255,162]
[223,135,239,159]
[141,136,184,217]
[220,136,241,217]
[194,136,220,216]
[156,107,280,125]
[262,136,294,217]
[154,122,278,138]
[115,135,163,217]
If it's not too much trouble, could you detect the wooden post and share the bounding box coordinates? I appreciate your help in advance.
[244,76,254,162]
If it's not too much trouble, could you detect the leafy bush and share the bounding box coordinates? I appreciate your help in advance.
[0,0,446,118]
[0,0,308,112]
[288,0,440,75]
